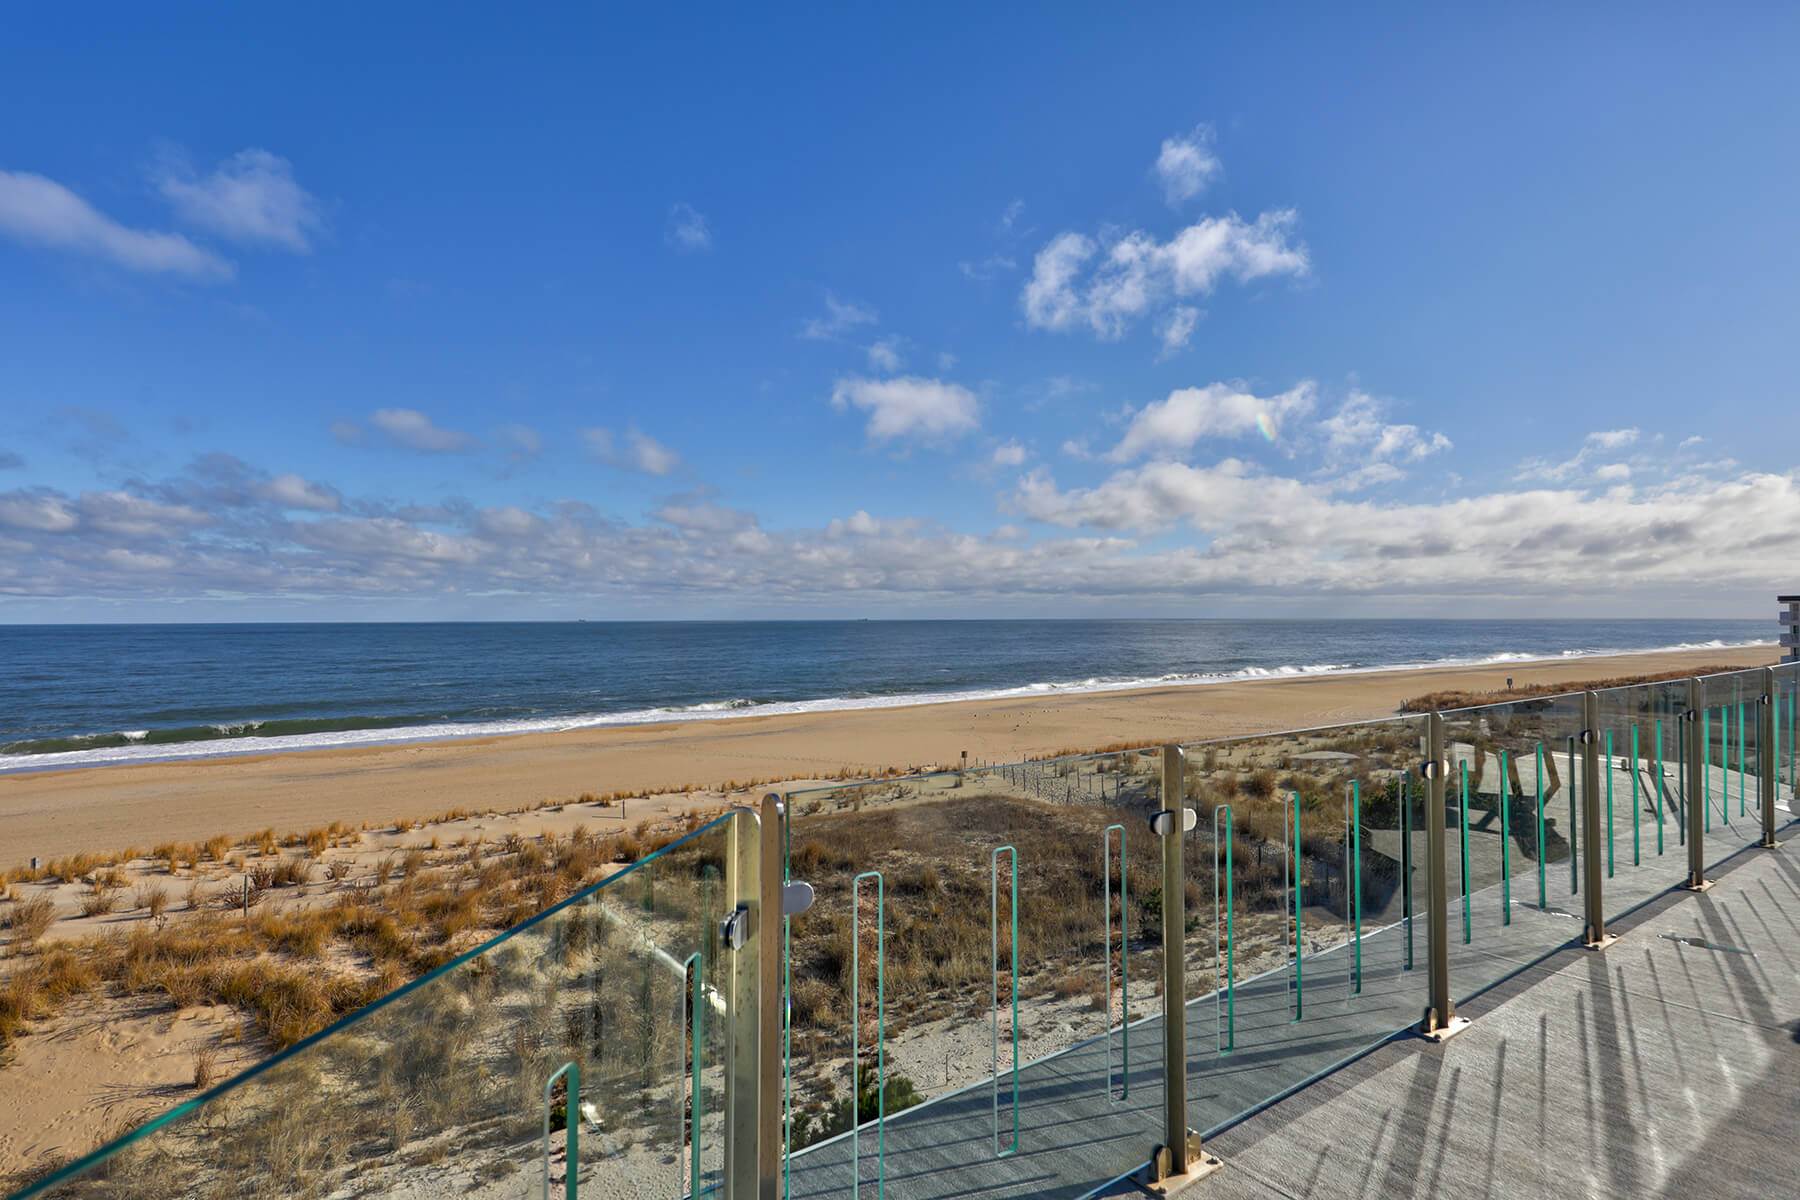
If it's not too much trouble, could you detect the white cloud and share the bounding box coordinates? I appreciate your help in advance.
[831,376,981,442]
[1109,382,1317,461]
[371,408,474,454]
[582,427,681,475]
[666,202,711,251]
[991,441,1028,467]
[256,472,340,511]
[79,491,211,537]
[800,294,878,341]
[0,490,79,533]
[156,149,323,252]
[0,169,233,279]
[1157,305,1201,356]
[958,253,1017,281]
[1518,427,1646,483]
[1000,199,1024,232]
[867,336,904,373]
[1317,391,1452,464]
[1587,428,1639,450]
[1155,125,1221,207]
[1595,463,1632,481]
[2,435,1796,613]
[1022,211,1307,343]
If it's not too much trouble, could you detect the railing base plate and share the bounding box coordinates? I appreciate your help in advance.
[1682,878,1717,893]
[1418,1015,1471,1044]
[1581,933,1618,952]
[1140,1144,1223,1194]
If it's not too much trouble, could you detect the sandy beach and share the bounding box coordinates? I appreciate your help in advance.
[0,644,1774,869]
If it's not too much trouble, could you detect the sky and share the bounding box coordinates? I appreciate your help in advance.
[1,4,1796,622]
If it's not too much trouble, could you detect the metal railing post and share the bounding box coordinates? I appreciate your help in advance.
[1421,712,1468,1040]
[724,798,783,1200]
[1761,668,1781,849]
[1580,692,1614,949]
[1684,680,1714,892]
[725,805,760,1198]
[1141,745,1220,1189]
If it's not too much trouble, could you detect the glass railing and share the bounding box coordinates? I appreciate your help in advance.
[779,752,1166,1199]
[10,812,744,1200]
[11,662,1796,1200]
[1176,715,1427,1133]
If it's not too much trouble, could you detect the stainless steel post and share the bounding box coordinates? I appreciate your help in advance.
[1761,669,1780,849]
[724,798,781,1199]
[1685,679,1713,891]
[1421,712,1466,1039]
[1160,745,1188,1177]
[1141,746,1219,1189]
[1580,692,1612,948]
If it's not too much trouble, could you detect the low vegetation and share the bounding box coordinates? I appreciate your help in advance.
[1400,664,1750,713]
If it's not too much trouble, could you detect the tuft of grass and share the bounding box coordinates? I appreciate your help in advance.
[79,887,120,918]
[193,1043,218,1089]
[7,894,57,945]
[204,835,233,863]
[134,884,170,919]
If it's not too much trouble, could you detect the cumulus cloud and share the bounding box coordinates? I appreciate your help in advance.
[0,490,79,533]
[800,294,878,341]
[1316,391,1452,464]
[155,149,324,252]
[1157,305,1201,355]
[1518,428,1645,483]
[1001,457,1800,604]
[583,427,681,475]
[255,472,341,511]
[831,376,981,442]
[1155,125,1221,206]
[666,202,711,251]
[867,336,904,373]
[0,442,1792,613]
[991,441,1028,467]
[1109,382,1317,461]
[370,409,474,454]
[0,169,233,279]
[1022,211,1307,343]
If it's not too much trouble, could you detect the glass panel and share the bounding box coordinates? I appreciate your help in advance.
[1437,691,1587,1001]
[1779,663,1800,824]
[1593,678,1690,921]
[781,753,1165,1199]
[1178,716,1428,1134]
[1700,670,1764,868]
[10,814,741,1200]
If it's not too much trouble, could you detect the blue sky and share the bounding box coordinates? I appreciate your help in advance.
[1,4,1796,620]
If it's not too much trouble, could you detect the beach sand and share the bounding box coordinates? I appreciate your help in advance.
[0,644,1774,869]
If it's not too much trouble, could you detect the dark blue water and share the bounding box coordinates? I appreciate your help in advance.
[0,620,1770,771]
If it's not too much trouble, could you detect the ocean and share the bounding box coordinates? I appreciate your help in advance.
[0,619,1770,773]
